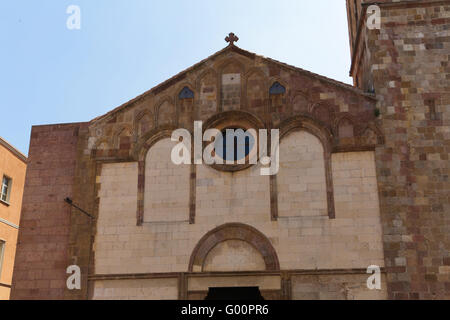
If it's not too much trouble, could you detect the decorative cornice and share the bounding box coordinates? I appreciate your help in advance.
[87,268,386,281]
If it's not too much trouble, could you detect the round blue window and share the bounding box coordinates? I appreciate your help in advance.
[215,129,255,162]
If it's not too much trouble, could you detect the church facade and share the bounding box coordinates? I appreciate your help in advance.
[11,0,450,300]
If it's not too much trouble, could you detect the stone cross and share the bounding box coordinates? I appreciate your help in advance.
[225,33,239,46]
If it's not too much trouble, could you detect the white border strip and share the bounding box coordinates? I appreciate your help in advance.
[0,217,19,229]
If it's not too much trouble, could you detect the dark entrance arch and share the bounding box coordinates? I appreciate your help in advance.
[205,287,264,300]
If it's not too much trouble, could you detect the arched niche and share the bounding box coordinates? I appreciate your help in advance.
[133,127,191,225]
[277,130,328,218]
[278,116,336,219]
[291,92,311,115]
[196,68,218,120]
[337,116,355,139]
[177,84,195,127]
[189,223,280,272]
[113,125,133,149]
[135,109,155,138]
[219,58,245,112]
[143,137,190,223]
[268,80,288,126]
[245,68,268,115]
[156,97,176,127]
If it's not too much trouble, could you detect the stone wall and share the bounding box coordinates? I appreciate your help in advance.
[92,278,178,300]
[93,144,384,275]
[291,273,387,300]
[11,123,83,299]
[90,271,389,300]
[348,0,450,299]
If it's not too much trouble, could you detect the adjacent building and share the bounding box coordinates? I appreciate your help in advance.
[0,137,27,299]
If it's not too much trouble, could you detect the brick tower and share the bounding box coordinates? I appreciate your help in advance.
[346,0,450,299]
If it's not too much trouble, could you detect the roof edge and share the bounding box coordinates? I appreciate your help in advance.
[90,45,234,124]
[0,136,27,163]
[91,44,376,124]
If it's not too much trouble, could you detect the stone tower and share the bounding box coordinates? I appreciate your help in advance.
[346,0,450,299]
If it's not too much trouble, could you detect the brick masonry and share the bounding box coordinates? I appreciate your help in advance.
[10,123,85,299]
[348,0,450,299]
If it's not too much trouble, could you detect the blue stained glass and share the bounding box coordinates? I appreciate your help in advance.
[269,82,286,95]
[179,86,194,99]
[215,129,254,162]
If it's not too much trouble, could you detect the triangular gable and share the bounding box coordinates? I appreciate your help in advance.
[91,43,375,124]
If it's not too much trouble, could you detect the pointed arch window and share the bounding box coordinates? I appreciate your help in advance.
[179,86,194,99]
[269,82,286,95]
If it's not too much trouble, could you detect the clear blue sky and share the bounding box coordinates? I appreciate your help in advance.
[0,0,352,155]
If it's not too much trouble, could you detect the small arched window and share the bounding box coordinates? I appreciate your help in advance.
[179,86,194,99]
[269,82,286,95]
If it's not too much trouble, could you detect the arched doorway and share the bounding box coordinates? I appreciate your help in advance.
[188,223,280,300]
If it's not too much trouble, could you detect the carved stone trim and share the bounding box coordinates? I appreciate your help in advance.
[270,174,279,221]
[189,163,196,225]
[88,268,384,281]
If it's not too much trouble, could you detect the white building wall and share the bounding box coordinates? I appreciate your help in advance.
[93,139,385,298]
